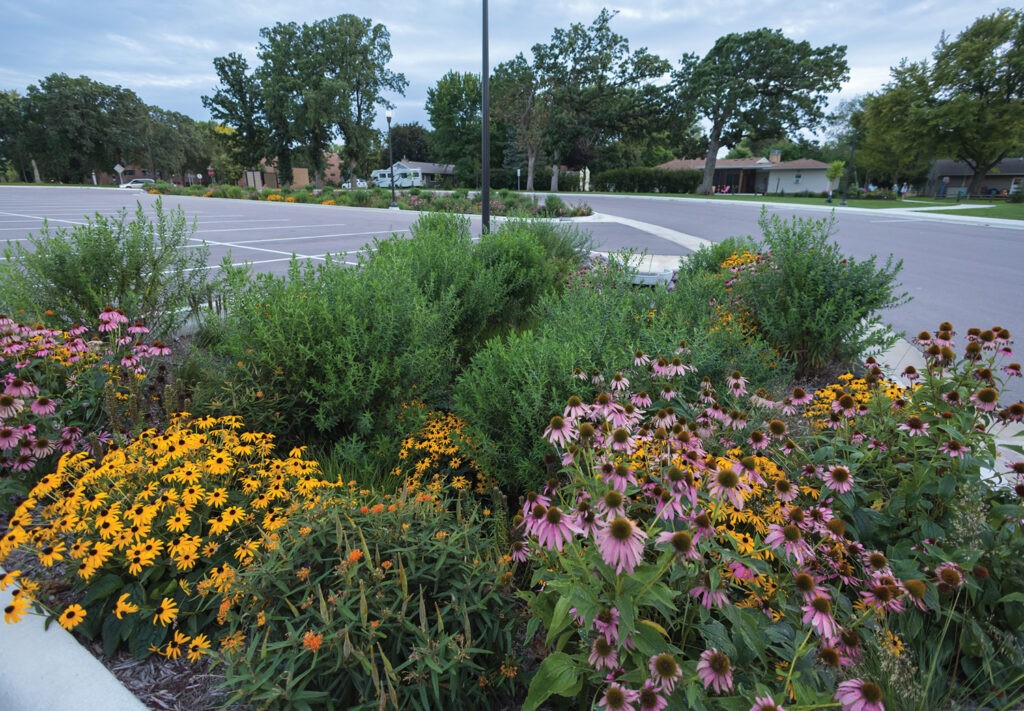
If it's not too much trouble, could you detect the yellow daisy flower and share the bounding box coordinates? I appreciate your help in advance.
[152,597,179,626]
[114,593,139,619]
[58,603,86,630]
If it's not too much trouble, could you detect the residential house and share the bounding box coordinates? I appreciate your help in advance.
[658,153,832,194]
[924,157,1024,198]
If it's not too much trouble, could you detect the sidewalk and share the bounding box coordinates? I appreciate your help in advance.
[0,569,147,710]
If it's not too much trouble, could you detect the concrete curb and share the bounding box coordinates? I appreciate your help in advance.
[0,566,148,710]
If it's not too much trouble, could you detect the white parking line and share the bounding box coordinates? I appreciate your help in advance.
[190,229,407,246]
[0,211,87,225]
[195,222,355,234]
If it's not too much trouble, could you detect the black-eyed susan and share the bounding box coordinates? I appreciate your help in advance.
[114,593,140,619]
[0,569,20,590]
[162,629,190,659]
[152,596,179,626]
[58,603,86,630]
[187,632,211,662]
[4,594,29,623]
[37,541,67,567]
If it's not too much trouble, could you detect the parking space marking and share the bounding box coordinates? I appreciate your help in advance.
[0,211,87,225]
[191,229,407,246]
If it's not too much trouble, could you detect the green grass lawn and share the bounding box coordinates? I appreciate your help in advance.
[699,194,950,209]
[924,201,1024,220]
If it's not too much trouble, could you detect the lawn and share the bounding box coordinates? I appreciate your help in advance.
[924,200,1024,220]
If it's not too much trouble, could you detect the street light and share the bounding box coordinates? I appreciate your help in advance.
[386,109,397,209]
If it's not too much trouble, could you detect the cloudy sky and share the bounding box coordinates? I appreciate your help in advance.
[0,0,1009,133]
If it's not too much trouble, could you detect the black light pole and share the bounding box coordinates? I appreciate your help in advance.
[481,0,490,233]
[386,109,397,209]
[840,136,856,207]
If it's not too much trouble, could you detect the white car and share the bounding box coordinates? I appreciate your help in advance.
[342,178,368,189]
[120,178,155,189]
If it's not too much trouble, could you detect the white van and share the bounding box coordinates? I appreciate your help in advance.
[372,167,423,189]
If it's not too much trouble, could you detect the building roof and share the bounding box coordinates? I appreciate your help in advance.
[930,157,1024,177]
[658,157,829,171]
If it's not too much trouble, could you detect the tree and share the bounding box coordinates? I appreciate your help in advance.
[673,29,849,194]
[388,122,432,162]
[0,91,26,180]
[532,9,672,190]
[856,66,935,188]
[491,54,547,190]
[202,53,268,171]
[426,71,482,185]
[927,8,1024,194]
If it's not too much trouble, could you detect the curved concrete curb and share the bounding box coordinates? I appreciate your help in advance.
[0,567,147,710]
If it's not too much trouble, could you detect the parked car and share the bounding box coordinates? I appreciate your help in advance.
[119,178,155,189]
[342,178,368,189]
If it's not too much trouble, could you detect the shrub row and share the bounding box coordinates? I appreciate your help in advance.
[591,167,703,194]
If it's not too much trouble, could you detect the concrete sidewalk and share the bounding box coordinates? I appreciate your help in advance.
[0,568,147,710]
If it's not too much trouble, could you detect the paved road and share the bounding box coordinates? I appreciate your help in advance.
[1,185,1021,402]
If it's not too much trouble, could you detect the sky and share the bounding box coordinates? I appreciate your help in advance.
[0,0,1011,135]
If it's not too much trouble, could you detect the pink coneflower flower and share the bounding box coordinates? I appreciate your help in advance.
[147,341,172,357]
[689,579,728,609]
[823,466,854,494]
[765,524,813,565]
[689,510,715,542]
[0,394,24,419]
[4,377,38,398]
[728,560,757,582]
[706,466,749,510]
[634,350,650,367]
[610,373,630,392]
[1002,362,1022,377]
[832,393,859,418]
[750,390,777,409]
[596,489,629,519]
[659,385,676,401]
[533,506,579,552]
[647,652,681,692]
[572,367,588,380]
[652,357,672,377]
[793,570,829,602]
[747,430,769,450]
[901,365,920,382]
[939,440,968,458]
[725,410,748,430]
[773,477,798,502]
[593,607,620,645]
[801,595,840,638]
[898,416,929,436]
[572,505,600,539]
[970,387,999,412]
[637,680,667,711]
[901,578,929,611]
[599,683,639,711]
[127,321,149,334]
[751,695,786,711]
[509,539,530,563]
[98,307,128,331]
[935,562,965,591]
[790,386,814,406]
[589,635,619,672]
[835,678,885,711]
[610,427,636,453]
[860,581,905,613]
[544,415,576,447]
[564,395,589,420]
[30,396,58,417]
[696,649,733,695]
[726,371,748,397]
[606,463,637,492]
[30,437,55,458]
[656,529,700,561]
[631,391,653,408]
[654,488,685,521]
[596,516,647,574]
[0,426,20,449]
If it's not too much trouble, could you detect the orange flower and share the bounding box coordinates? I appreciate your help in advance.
[369,503,385,514]
[380,560,393,570]
[347,549,364,564]
[302,630,323,653]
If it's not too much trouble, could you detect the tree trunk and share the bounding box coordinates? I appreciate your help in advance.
[526,146,536,192]
[966,158,1002,197]
[31,158,41,183]
[550,159,559,192]
[698,135,720,195]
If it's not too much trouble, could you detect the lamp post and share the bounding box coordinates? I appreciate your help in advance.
[840,137,856,207]
[481,0,490,233]
[386,109,397,209]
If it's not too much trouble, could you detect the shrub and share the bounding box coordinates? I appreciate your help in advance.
[191,256,457,445]
[591,167,703,194]
[214,483,522,710]
[733,210,907,376]
[473,222,555,331]
[0,199,213,336]
[0,414,336,659]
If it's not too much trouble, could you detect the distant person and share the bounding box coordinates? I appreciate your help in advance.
[900,182,909,199]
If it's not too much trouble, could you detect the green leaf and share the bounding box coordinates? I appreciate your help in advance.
[521,652,582,711]
[80,573,123,607]
[545,595,573,647]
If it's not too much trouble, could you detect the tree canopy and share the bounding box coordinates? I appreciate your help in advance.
[673,28,848,194]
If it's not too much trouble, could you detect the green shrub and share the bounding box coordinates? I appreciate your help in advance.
[591,167,702,193]
[474,222,555,330]
[0,199,213,335]
[215,485,522,710]
[678,236,758,277]
[734,210,907,376]
[191,256,457,445]
[539,194,566,217]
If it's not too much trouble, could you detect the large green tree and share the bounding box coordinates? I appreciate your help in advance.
[927,8,1024,194]
[388,122,432,162]
[491,54,547,190]
[532,9,672,190]
[673,29,848,194]
[426,71,482,185]
[202,53,268,171]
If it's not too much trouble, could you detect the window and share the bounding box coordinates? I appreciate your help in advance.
[794,173,802,184]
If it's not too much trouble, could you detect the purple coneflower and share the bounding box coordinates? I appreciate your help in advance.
[706,466,749,510]
[0,426,19,449]
[637,680,667,711]
[901,365,920,382]
[30,437,55,458]
[588,635,619,671]
[533,506,579,552]
[647,652,681,692]
[790,386,814,406]
[696,648,733,695]
[598,683,639,711]
[606,463,637,492]
[654,489,685,521]
[659,385,676,401]
[593,607,620,645]
[656,529,700,561]
[631,391,653,408]
[935,562,965,591]
[610,373,630,392]
[726,371,748,397]
[747,430,769,451]
[689,579,728,609]
[30,396,58,417]
[634,350,650,366]
[0,395,24,419]
[1002,362,1021,378]
[4,377,38,398]
[834,678,885,711]
[98,307,128,331]
[801,595,839,638]
[563,395,589,419]
[939,440,968,458]
[751,695,786,711]
[765,524,813,565]
[610,427,636,453]
[544,415,576,447]
[898,416,929,436]
[595,489,629,519]
[970,387,999,412]
[823,465,854,494]
[595,516,647,574]
[508,540,530,563]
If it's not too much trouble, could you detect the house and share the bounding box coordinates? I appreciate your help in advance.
[658,153,832,194]
[924,157,1024,198]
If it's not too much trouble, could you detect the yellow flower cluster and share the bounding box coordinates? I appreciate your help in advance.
[720,251,763,271]
[393,403,496,495]
[803,372,907,429]
[0,413,336,658]
[265,193,284,202]
[285,196,297,203]
[320,199,336,206]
